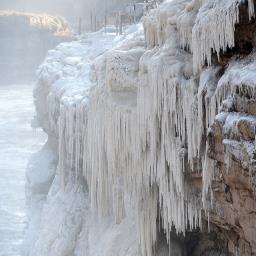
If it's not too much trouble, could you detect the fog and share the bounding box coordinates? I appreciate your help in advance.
[0,0,138,33]
[0,2,74,252]
[0,0,82,31]
[0,0,144,84]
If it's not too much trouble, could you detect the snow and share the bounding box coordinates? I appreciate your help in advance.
[26,0,256,255]
[28,177,86,256]
[26,141,57,197]
[216,53,256,98]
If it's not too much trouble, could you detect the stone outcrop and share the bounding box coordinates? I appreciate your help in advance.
[207,73,256,255]
[204,3,256,255]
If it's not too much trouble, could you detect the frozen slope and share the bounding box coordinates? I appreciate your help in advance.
[26,0,256,255]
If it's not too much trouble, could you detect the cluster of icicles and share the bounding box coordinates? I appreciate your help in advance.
[192,0,255,72]
[42,0,255,255]
[144,0,255,73]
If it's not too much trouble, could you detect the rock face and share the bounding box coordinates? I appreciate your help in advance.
[0,11,71,84]
[207,62,256,254]
[203,4,256,254]
[25,0,256,256]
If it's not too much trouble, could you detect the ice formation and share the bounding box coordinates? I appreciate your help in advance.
[26,0,256,255]
[192,0,255,72]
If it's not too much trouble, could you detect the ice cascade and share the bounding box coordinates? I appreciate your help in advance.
[29,0,256,255]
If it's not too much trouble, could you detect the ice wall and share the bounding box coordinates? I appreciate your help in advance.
[26,0,256,255]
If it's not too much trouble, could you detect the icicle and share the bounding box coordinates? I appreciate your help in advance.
[207,211,210,232]
[248,0,255,19]
[202,143,215,209]
[58,104,66,189]
[192,0,255,73]
[176,2,199,52]
[224,143,232,172]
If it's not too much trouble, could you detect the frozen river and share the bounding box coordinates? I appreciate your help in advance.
[0,84,46,256]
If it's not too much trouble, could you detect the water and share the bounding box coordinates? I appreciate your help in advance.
[0,84,47,256]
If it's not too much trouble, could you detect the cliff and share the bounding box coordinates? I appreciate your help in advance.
[25,0,256,255]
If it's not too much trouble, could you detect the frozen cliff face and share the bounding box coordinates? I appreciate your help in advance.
[26,26,144,256]
[26,0,256,255]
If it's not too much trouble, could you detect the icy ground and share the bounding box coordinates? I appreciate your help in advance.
[0,84,46,256]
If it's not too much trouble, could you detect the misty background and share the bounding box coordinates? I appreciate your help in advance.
[0,0,146,84]
[0,0,142,33]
